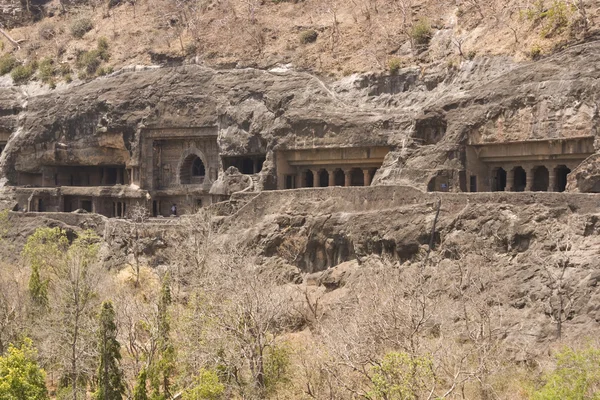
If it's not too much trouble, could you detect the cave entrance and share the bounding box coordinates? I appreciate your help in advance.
[318,169,329,187]
[513,167,527,192]
[334,169,345,186]
[556,165,571,192]
[492,168,507,192]
[350,168,364,186]
[532,166,549,192]
[304,170,314,187]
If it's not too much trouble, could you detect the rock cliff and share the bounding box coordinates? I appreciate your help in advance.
[1,35,600,193]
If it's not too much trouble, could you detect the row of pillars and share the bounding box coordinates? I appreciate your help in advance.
[489,164,571,193]
[297,167,375,188]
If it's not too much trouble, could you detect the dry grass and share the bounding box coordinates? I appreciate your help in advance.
[0,0,598,80]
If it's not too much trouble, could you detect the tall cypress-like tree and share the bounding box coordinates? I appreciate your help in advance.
[150,274,175,400]
[132,368,149,400]
[94,301,125,400]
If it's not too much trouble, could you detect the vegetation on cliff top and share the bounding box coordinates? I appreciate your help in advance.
[0,0,595,85]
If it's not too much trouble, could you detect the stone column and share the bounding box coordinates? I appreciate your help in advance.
[548,166,556,192]
[363,169,371,186]
[506,167,514,192]
[344,169,352,187]
[328,169,335,187]
[311,169,319,187]
[525,166,534,191]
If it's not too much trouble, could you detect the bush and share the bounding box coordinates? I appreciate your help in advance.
[0,338,49,400]
[70,18,93,39]
[467,50,477,60]
[264,344,291,393]
[530,347,600,399]
[183,369,224,400]
[524,0,575,38]
[77,50,102,75]
[38,57,56,84]
[59,63,71,76]
[530,44,542,60]
[185,42,198,56]
[0,53,18,75]
[368,352,434,400]
[299,29,318,44]
[411,19,432,48]
[77,38,111,76]
[38,23,56,40]
[387,57,403,74]
[11,63,36,85]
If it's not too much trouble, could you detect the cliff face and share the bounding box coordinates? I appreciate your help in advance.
[1,36,600,192]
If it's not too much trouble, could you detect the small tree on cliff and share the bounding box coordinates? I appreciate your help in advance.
[94,301,125,400]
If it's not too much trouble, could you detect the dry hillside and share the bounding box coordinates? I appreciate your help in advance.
[0,0,598,84]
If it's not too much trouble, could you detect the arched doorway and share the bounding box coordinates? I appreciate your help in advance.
[492,168,507,192]
[180,154,206,184]
[334,169,345,186]
[318,169,329,187]
[513,167,526,192]
[532,166,549,192]
[304,170,314,187]
[350,168,364,186]
[556,165,571,192]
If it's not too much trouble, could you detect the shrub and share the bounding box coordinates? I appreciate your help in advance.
[183,369,224,400]
[64,74,72,83]
[530,44,542,60]
[0,53,18,75]
[11,63,36,85]
[264,344,291,393]
[0,338,49,400]
[77,50,102,75]
[387,57,403,74]
[38,23,56,40]
[185,42,198,56]
[96,66,114,76]
[70,18,93,39]
[299,29,318,44]
[524,0,575,38]
[368,352,434,400]
[530,347,600,399]
[411,19,432,48]
[59,63,71,76]
[38,57,56,84]
[467,50,477,60]
[77,38,111,76]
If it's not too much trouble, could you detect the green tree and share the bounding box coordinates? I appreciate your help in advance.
[368,351,434,400]
[94,301,125,400]
[23,227,68,309]
[0,338,49,400]
[531,347,600,400]
[149,274,175,400]
[133,368,149,400]
[183,369,224,400]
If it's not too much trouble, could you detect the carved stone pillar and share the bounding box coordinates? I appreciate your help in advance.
[548,166,556,192]
[505,167,514,192]
[363,169,371,186]
[525,166,534,191]
[311,169,319,187]
[344,169,352,187]
[328,169,335,187]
